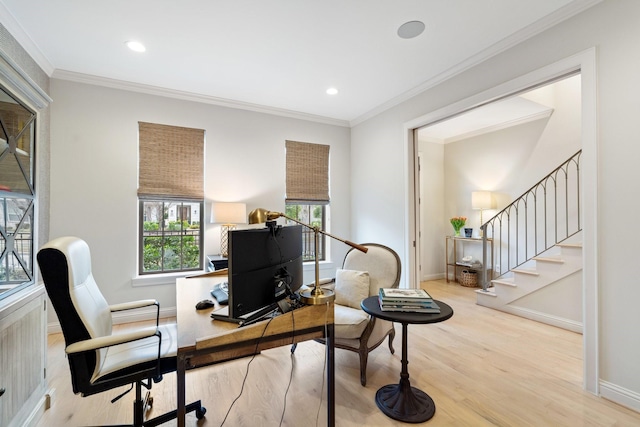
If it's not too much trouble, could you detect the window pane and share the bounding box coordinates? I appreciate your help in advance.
[0,197,34,292]
[285,203,325,261]
[140,199,203,274]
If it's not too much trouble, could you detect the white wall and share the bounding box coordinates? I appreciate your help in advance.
[417,141,444,280]
[49,79,351,322]
[351,0,640,410]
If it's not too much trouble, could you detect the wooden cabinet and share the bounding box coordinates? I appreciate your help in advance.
[445,236,493,285]
[0,286,47,427]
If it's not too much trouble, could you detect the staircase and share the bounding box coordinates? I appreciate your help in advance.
[476,237,583,332]
[475,151,583,332]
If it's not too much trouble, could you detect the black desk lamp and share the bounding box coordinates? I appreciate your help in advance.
[248,208,368,305]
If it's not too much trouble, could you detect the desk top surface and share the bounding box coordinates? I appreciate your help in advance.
[176,276,334,357]
[361,296,453,324]
[176,275,237,352]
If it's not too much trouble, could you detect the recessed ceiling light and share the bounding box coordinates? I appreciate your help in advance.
[397,21,425,39]
[326,87,339,95]
[126,41,146,52]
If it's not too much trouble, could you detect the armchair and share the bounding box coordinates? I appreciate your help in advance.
[320,243,401,386]
[37,236,205,427]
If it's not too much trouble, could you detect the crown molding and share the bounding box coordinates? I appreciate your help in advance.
[0,1,55,76]
[350,0,603,127]
[52,69,350,128]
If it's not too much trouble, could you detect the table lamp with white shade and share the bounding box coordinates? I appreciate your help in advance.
[471,191,494,236]
[211,202,247,257]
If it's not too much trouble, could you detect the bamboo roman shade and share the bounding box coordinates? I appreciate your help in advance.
[138,122,204,199]
[285,140,330,204]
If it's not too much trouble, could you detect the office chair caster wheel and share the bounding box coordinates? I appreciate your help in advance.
[196,406,207,420]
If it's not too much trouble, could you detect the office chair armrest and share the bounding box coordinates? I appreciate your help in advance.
[110,299,160,326]
[109,299,158,312]
[66,326,160,354]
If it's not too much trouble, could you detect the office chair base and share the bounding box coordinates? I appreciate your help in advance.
[137,400,205,427]
[132,379,205,427]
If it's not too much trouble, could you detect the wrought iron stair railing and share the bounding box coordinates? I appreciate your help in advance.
[479,150,582,291]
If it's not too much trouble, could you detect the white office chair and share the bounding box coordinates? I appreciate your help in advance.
[37,236,206,427]
[316,243,401,386]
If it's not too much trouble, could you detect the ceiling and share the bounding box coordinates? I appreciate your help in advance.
[0,1,599,126]
[418,96,554,144]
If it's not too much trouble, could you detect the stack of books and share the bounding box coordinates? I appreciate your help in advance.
[378,288,441,313]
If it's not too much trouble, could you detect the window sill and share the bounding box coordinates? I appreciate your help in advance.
[131,271,205,287]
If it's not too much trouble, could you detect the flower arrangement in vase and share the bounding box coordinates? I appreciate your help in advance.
[450,216,467,236]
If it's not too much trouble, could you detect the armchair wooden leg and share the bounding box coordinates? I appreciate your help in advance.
[359,349,369,386]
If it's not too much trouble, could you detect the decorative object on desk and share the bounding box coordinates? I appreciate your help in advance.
[472,191,495,237]
[211,202,247,257]
[248,208,368,305]
[459,269,478,287]
[464,227,473,238]
[450,216,466,236]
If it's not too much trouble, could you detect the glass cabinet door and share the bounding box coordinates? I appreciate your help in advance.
[0,85,36,299]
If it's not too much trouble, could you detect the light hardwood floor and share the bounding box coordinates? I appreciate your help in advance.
[36,279,640,426]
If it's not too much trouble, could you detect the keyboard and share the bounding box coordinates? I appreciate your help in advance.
[210,282,229,305]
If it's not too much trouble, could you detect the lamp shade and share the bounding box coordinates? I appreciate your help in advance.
[210,202,247,224]
[472,191,494,210]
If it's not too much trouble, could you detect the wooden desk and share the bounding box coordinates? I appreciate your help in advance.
[175,276,335,426]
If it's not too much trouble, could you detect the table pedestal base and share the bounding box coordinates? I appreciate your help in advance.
[375,379,435,423]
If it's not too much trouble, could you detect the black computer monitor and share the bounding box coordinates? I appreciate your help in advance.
[225,224,303,320]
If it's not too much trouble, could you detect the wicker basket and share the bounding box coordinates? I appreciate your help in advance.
[459,269,478,287]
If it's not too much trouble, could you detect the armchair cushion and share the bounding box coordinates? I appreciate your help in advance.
[334,305,370,339]
[334,269,370,309]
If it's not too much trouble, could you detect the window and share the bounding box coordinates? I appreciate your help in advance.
[285,140,329,262]
[139,199,202,273]
[285,204,326,261]
[138,122,204,275]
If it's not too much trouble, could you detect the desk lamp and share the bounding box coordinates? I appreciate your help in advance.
[471,191,494,236]
[248,208,368,305]
[211,202,247,257]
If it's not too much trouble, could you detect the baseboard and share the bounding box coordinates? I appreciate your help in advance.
[422,273,445,281]
[497,304,583,333]
[600,380,640,413]
[20,388,53,427]
[47,306,177,334]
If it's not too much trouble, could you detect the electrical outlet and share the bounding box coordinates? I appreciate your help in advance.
[495,264,500,273]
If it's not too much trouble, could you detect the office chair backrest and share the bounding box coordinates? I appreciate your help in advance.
[37,236,113,388]
[343,243,401,296]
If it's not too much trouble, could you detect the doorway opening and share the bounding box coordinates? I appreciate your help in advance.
[403,49,598,393]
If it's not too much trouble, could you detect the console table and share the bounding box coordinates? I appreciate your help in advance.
[445,236,493,284]
[361,296,453,423]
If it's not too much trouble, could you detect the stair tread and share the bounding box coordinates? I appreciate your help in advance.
[492,278,517,287]
[533,256,565,263]
[557,242,582,248]
[512,268,539,276]
[475,288,496,297]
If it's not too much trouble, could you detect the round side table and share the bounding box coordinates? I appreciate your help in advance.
[361,296,454,423]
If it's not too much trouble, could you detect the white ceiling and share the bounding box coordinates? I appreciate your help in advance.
[418,96,554,144]
[0,0,600,125]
